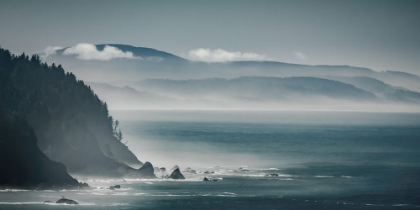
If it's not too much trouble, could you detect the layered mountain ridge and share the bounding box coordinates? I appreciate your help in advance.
[43,44,420,111]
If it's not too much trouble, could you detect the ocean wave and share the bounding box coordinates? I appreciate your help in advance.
[0,202,41,205]
[392,204,420,207]
[0,189,31,192]
[0,201,95,206]
[107,203,130,206]
[314,175,334,178]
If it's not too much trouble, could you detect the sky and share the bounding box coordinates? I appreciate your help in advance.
[1,0,419,74]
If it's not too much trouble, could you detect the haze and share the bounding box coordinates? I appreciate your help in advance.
[1,0,420,74]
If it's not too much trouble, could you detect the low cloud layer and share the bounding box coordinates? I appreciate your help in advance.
[58,43,138,61]
[189,48,270,62]
[295,51,307,60]
[44,46,63,57]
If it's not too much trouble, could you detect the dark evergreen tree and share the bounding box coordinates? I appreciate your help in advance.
[0,47,152,178]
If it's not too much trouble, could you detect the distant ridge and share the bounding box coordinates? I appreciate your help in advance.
[43,43,420,92]
[56,44,187,62]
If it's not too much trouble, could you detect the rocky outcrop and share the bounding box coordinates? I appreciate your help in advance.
[56,197,78,205]
[168,168,185,179]
[203,177,219,182]
[109,185,121,190]
[137,162,156,178]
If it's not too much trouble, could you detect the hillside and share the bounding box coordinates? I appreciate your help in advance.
[327,76,420,103]
[133,77,377,101]
[85,77,400,110]
[0,112,83,189]
[0,47,153,178]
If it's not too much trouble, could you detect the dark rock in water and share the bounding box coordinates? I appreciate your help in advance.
[204,171,214,174]
[203,177,218,182]
[109,185,121,190]
[265,173,279,177]
[56,198,78,205]
[78,182,89,188]
[138,161,156,178]
[238,167,249,172]
[160,167,166,172]
[169,168,185,179]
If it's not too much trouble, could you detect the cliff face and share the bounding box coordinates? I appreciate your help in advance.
[0,47,150,178]
[0,113,80,189]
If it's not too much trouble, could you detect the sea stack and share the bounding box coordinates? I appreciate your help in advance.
[169,168,185,179]
[138,161,156,178]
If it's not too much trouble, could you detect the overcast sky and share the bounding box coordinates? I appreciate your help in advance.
[1,0,419,74]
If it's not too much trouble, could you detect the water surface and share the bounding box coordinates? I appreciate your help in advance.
[1,111,420,209]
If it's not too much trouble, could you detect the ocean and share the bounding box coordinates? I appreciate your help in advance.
[1,111,420,209]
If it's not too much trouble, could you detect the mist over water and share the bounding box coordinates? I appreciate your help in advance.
[2,0,420,208]
[2,110,420,209]
[112,110,420,169]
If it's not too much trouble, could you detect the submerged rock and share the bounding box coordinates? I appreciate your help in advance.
[238,167,249,172]
[203,171,214,174]
[265,173,279,177]
[109,185,121,190]
[169,168,185,179]
[203,177,218,182]
[56,197,78,205]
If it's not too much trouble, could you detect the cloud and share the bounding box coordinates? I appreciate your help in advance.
[44,46,63,57]
[62,43,138,61]
[294,51,306,60]
[188,48,271,62]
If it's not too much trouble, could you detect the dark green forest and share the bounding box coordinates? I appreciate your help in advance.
[0,47,154,179]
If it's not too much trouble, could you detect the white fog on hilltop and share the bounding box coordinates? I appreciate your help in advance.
[42,43,420,112]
